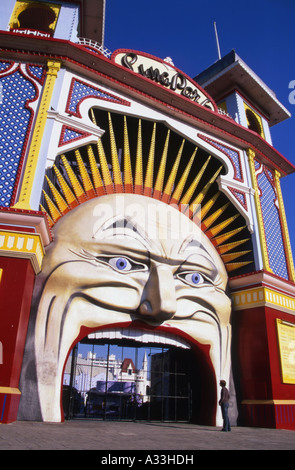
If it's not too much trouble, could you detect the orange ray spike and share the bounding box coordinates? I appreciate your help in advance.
[108,112,123,192]
[61,155,87,203]
[134,119,143,194]
[123,116,133,193]
[190,191,220,221]
[45,175,69,215]
[96,138,114,193]
[75,149,96,199]
[202,202,230,230]
[42,190,61,223]
[217,238,250,255]
[180,154,210,206]
[189,165,222,214]
[52,164,78,209]
[153,129,170,200]
[144,122,157,197]
[225,261,253,273]
[206,213,240,238]
[90,109,97,125]
[91,110,113,192]
[170,147,197,205]
[213,226,245,246]
[161,139,185,203]
[221,250,251,264]
[87,145,105,196]
[40,203,54,227]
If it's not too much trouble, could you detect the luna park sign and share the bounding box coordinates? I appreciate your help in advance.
[113,50,215,111]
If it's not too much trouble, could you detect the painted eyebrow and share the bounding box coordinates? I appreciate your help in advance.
[179,237,211,256]
[97,217,156,252]
[101,217,145,239]
[102,217,138,232]
[179,237,218,270]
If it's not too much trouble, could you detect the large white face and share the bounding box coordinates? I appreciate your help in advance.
[34,194,231,422]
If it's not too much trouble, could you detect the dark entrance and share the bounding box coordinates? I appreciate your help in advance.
[63,339,201,422]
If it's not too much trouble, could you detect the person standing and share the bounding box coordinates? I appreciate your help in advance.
[219,380,231,431]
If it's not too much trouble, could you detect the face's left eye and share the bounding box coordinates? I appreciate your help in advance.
[97,255,147,273]
[177,271,210,287]
[109,257,132,271]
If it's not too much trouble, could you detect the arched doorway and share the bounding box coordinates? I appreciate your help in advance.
[62,330,217,425]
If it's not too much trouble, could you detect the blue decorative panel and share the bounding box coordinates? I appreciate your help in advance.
[66,78,130,117]
[63,127,83,142]
[59,125,90,146]
[0,62,44,207]
[27,65,46,84]
[256,164,288,279]
[198,134,243,182]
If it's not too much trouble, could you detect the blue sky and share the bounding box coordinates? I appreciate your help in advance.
[104,0,295,261]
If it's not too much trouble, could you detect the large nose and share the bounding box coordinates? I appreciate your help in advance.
[139,265,177,322]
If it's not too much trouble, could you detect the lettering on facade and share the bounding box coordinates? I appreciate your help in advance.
[277,319,295,384]
[114,51,215,110]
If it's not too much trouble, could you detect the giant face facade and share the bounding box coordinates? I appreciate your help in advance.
[19,111,253,425]
[20,194,231,424]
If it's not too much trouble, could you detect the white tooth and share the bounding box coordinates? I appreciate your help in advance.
[88,328,190,349]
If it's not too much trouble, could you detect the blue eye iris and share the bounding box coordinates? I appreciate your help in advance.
[116,257,128,270]
[182,272,204,286]
[108,256,133,271]
[191,273,201,284]
[98,255,147,273]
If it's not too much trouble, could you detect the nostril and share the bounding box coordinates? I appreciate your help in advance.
[156,309,176,322]
[139,300,152,315]
[139,299,176,322]
[157,300,177,321]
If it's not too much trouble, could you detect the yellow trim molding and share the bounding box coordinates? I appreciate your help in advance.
[247,148,271,272]
[0,387,21,395]
[0,230,45,273]
[242,399,295,405]
[13,60,61,210]
[232,286,295,314]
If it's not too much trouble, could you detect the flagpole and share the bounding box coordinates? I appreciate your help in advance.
[214,22,221,60]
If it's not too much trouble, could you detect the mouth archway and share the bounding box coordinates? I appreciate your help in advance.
[61,323,217,425]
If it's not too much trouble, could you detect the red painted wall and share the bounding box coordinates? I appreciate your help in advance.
[0,257,35,422]
[233,305,295,429]
[234,306,272,400]
[265,307,295,399]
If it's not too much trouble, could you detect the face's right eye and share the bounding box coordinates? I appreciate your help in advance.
[184,272,204,285]
[96,255,148,274]
[177,271,212,288]
[108,257,132,271]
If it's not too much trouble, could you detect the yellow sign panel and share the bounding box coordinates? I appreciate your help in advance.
[276,319,295,384]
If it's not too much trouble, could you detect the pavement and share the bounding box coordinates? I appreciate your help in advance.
[0,420,294,451]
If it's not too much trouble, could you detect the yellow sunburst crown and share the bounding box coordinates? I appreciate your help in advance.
[41,110,253,274]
